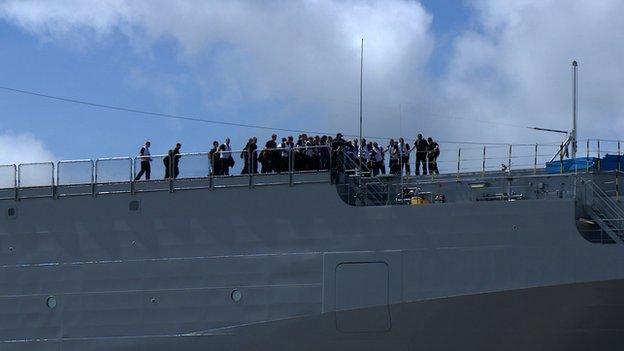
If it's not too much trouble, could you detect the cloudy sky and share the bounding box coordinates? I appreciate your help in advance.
[0,0,623,166]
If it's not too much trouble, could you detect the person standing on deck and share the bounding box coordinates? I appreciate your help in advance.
[250,137,259,173]
[388,139,399,175]
[241,138,253,174]
[209,141,221,175]
[427,137,440,174]
[414,134,428,175]
[398,137,411,176]
[134,141,151,180]
[220,138,233,175]
[372,142,385,176]
[277,137,289,172]
[172,143,182,178]
[265,134,278,173]
[163,143,181,179]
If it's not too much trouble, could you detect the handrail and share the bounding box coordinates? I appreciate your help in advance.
[17,161,54,188]
[583,179,624,241]
[0,164,17,188]
[94,156,133,184]
[57,159,94,186]
[1,139,623,196]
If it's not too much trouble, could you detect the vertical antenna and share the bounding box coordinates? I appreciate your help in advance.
[571,60,578,158]
[359,38,364,173]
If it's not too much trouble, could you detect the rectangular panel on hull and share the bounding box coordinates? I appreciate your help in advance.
[335,262,390,332]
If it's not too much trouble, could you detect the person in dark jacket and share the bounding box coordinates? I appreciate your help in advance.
[163,143,181,179]
[209,141,221,175]
[241,138,253,174]
[413,134,428,175]
[265,134,278,173]
[427,137,440,174]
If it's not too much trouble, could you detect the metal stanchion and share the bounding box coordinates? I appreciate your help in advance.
[130,158,135,195]
[586,139,590,173]
[457,148,461,181]
[533,143,538,175]
[482,146,486,177]
[508,145,512,201]
[617,140,621,202]
[508,145,512,173]
[597,139,601,171]
[289,149,294,187]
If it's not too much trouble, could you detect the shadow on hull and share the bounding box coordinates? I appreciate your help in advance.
[7,279,624,351]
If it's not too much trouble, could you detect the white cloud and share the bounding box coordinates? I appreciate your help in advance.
[0,0,622,154]
[442,0,624,144]
[0,132,55,187]
[0,0,435,136]
[0,131,54,165]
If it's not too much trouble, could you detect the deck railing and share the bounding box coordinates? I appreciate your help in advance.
[0,139,621,200]
[0,146,334,200]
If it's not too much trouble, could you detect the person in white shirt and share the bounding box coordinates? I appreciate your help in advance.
[219,138,233,175]
[277,137,290,172]
[134,141,151,180]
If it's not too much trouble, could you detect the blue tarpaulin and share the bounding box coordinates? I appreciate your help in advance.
[545,157,598,174]
[545,155,623,174]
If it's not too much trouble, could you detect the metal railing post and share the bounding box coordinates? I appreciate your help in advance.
[90,160,95,196]
[93,159,98,197]
[617,140,621,202]
[456,148,461,181]
[559,147,564,175]
[209,154,214,191]
[508,145,512,174]
[597,139,601,171]
[617,167,620,203]
[289,148,294,187]
[169,155,174,193]
[130,157,135,195]
[586,139,590,173]
[52,162,57,199]
[13,165,18,201]
[56,161,61,190]
[533,143,538,175]
[597,139,601,159]
[249,150,255,189]
[17,164,21,201]
[328,146,333,183]
[482,146,486,177]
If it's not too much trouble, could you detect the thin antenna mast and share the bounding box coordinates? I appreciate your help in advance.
[571,60,578,158]
[359,38,364,172]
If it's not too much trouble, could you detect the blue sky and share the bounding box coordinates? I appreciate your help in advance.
[0,0,623,165]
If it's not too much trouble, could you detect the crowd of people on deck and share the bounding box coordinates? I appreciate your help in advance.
[133,133,441,180]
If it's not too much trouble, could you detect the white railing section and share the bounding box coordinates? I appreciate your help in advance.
[0,146,335,199]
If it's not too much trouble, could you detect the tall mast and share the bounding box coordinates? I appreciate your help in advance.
[359,39,364,146]
[571,60,578,158]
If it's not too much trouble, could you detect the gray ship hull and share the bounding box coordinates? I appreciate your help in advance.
[2,174,624,350]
